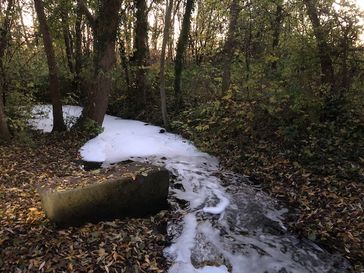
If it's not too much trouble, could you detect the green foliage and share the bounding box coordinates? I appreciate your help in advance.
[5,91,35,133]
[181,63,222,99]
[171,83,364,183]
[78,118,104,138]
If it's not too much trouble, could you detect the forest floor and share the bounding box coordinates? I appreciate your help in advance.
[0,132,170,273]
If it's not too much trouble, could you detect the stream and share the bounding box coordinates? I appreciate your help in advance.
[31,105,352,273]
[141,154,351,273]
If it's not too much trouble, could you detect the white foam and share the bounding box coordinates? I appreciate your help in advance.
[30,105,232,272]
[30,105,349,273]
[30,105,82,132]
[165,213,197,263]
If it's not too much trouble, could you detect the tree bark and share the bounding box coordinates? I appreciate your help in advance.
[77,0,122,126]
[174,0,194,108]
[159,0,173,128]
[34,0,66,132]
[131,0,149,115]
[221,0,240,94]
[0,0,13,141]
[304,0,335,90]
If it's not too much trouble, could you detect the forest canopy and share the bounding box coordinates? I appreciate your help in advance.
[0,0,362,137]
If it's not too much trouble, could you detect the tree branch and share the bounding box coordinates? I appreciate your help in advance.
[77,0,95,28]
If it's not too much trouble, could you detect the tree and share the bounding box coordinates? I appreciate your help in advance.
[271,0,284,72]
[131,0,149,115]
[189,0,226,65]
[74,6,82,94]
[34,0,66,132]
[331,2,361,93]
[0,0,13,141]
[77,0,122,126]
[159,0,173,127]
[174,0,194,108]
[60,3,74,75]
[221,0,241,94]
[304,0,335,91]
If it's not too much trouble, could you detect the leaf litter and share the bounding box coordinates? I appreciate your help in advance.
[0,133,171,272]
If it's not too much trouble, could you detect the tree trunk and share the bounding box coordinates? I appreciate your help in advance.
[75,7,82,93]
[0,92,9,141]
[159,0,173,128]
[174,0,194,108]
[271,1,284,72]
[151,9,160,52]
[167,0,181,60]
[221,0,240,94]
[0,0,13,141]
[78,0,121,126]
[34,0,66,132]
[304,0,335,90]
[125,8,132,55]
[131,0,149,115]
[60,8,74,74]
[304,0,339,120]
[338,24,351,93]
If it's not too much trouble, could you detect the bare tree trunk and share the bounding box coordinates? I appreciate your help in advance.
[77,0,122,126]
[131,0,149,115]
[84,24,91,56]
[0,0,13,141]
[0,93,9,140]
[159,0,173,128]
[174,0,194,108]
[271,1,284,72]
[34,0,66,132]
[125,7,133,55]
[221,0,240,94]
[304,0,335,90]
[167,0,181,60]
[60,8,74,74]
[75,7,82,93]
[167,16,174,60]
[304,0,340,120]
[151,9,160,52]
